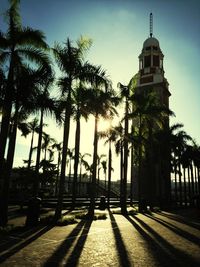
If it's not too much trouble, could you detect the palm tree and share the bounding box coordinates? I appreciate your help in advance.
[0,66,52,226]
[117,82,131,215]
[34,77,57,196]
[71,84,93,207]
[0,1,51,226]
[113,123,124,204]
[53,37,92,220]
[85,84,117,218]
[0,0,50,177]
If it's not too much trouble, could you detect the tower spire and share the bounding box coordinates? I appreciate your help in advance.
[150,12,153,37]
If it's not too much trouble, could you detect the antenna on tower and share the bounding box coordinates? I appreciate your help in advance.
[150,13,153,37]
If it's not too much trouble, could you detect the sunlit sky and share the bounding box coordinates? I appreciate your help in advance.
[1,0,200,180]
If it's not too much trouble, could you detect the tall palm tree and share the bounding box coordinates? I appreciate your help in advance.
[0,0,50,177]
[0,66,51,226]
[34,77,57,196]
[71,84,92,207]
[53,37,92,220]
[0,1,51,226]
[85,85,117,218]
[117,82,131,215]
[113,123,124,203]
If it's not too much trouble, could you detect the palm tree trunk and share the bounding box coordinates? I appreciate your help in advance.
[79,163,82,197]
[187,167,191,202]
[178,157,182,206]
[55,95,71,220]
[107,140,112,208]
[198,167,200,195]
[121,99,128,215]
[0,111,18,226]
[55,152,61,196]
[34,107,44,196]
[194,167,198,194]
[0,63,14,176]
[104,171,107,191]
[138,114,143,212]
[27,130,35,170]
[88,115,98,218]
[183,167,187,206]
[130,145,134,207]
[130,103,135,206]
[97,166,100,197]
[190,163,195,197]
[120,141,124,205]
[72,111,81,208]
[174,162,178,205]
[0,102,12,173]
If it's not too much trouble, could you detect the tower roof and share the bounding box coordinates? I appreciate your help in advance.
[143,37,160,49]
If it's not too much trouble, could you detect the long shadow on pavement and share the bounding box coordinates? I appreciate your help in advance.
[144,213,200,246]
[44,220,86,266]
[157,212,200,230]
[109,211,131,267]
[65,220,92,267]
[132,215,199,267]
[125,215,175,267]
[0,225,54,263]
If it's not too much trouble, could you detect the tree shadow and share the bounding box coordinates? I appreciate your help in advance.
[157,212,200,230]
[124,215,174,267]
[44,220,87,266]
[0,225,54,263]
[131,215,199,267]
[109,211,131,267]
[144,213,200,245]
[64,220,92,267]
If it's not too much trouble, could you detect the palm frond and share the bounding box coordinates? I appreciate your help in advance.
[18,27,48,49]
[17,47,51,68]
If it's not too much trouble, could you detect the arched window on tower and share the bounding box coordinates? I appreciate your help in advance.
[153,55,159,66]
[144,55,151,67]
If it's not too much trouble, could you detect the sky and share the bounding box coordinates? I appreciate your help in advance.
[0,0,200,180]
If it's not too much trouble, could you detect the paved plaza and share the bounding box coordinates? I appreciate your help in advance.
[0,208,200,266]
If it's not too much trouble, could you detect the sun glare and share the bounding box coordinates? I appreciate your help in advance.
[98,118,111,132]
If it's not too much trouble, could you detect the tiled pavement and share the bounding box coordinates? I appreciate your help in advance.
[0,208,200,267]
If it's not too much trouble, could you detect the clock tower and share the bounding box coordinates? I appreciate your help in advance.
[134,13,171,208]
